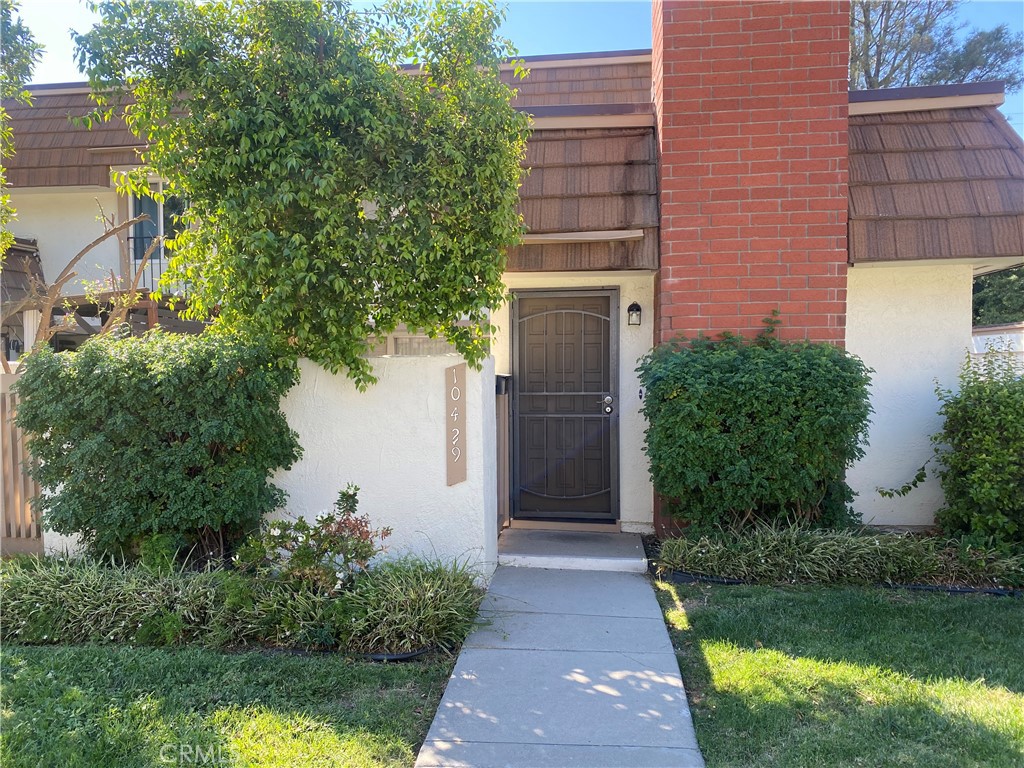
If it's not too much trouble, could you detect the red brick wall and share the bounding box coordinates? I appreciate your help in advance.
[653,0,850,345]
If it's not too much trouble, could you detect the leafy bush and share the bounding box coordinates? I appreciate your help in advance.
[657,525,1024,588]
[0,555,483,654]
[14,330,301,557]
[235,485,392,592]
[637,323,872,531]
[934,351,1024,549]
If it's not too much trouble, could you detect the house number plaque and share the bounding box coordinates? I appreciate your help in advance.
[445,363,467,486]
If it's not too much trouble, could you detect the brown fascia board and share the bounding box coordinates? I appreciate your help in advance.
[513,48,652,64]
[26,81,91,91]
[399,49,653,71]
[849,80,1005,103]
[22,81,92,97]
[849,81,1006,114]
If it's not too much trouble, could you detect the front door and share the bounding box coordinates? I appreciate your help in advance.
[512,291,618,523]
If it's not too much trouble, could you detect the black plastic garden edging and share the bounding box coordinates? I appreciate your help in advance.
[353,647,432,662]
[657,568,1023,597]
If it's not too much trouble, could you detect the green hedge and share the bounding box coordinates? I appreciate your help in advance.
[637,326,872,531]
[935,352,1024,549]
[657,525,1024,588]
[0,556,482,654]
[14,330,301,556]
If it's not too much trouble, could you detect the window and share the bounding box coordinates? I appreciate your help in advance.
[130,181,184,290]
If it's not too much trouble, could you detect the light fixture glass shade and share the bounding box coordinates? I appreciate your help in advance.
[627,302,642,326]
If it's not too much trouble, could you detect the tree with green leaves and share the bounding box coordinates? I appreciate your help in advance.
[75,0,529,386]
[849,0,1024,91]
[0,0,43,259]
[973,267,1024,326]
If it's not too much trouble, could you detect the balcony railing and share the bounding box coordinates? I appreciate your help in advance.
[128,235,171,294]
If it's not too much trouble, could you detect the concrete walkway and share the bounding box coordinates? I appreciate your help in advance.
[415,566,705,768]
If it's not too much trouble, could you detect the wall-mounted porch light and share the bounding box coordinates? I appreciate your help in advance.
[627,302,642,326]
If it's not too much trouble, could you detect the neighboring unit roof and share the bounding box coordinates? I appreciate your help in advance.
[848,87,1024,272]
[1,238,45,311]
[504,55,651,111]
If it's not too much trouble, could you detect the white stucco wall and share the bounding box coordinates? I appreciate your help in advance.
[10,188,122,294]
[846,263,974,527]
[492,271,657,533]
[275,356,498,577]
[43,529,83,557]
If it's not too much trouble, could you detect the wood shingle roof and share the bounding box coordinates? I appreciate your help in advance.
[6,57,1023,273]
[5,89,142,189]
[848,106,1024,266]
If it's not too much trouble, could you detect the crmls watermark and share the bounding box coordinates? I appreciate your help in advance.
[159,744,232,765]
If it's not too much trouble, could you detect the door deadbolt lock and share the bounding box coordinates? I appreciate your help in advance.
[603,405,614,414]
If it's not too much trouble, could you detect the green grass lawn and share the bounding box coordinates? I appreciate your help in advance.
[657,582,1024,768]
[0,645,452,768]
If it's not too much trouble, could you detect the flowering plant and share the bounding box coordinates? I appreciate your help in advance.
[235,485,391,592]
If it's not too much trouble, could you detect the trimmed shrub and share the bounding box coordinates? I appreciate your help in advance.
[934,351,1024,549]
[14,329,301,557]
[637,324,872,531]
[657,525,1024,588]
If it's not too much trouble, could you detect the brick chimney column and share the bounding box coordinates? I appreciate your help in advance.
[653,0,850,345]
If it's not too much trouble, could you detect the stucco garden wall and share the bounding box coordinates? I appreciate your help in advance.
[972,321,1024,368]
[12,188,122,293]
[274,356,498,576]
[845,263,974,527]
[491,271,657,533]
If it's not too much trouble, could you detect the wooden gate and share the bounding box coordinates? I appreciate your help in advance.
[1,372,43,555]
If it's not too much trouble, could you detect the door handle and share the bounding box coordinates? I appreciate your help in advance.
[597,395,614,405]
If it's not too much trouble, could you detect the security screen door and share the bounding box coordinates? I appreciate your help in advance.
[512,291,618,522]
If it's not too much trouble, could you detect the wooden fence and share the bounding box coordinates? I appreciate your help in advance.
[1,371,43,555]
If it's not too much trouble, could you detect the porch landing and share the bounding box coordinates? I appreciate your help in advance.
[497,529,647,573]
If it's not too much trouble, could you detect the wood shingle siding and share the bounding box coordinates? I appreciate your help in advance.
[848,106,1024,264]
[509,230,658,272]
[5,90,141,189]
[510,126,658,272]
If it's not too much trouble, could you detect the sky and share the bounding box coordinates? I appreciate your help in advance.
[15,0,1024,133]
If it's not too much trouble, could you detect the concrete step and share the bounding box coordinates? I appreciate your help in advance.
[497,529,648,573]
